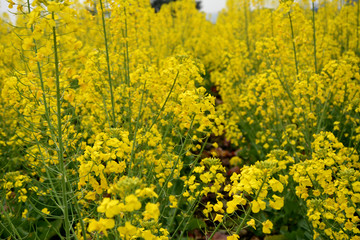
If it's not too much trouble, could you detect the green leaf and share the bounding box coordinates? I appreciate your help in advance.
[185,217,206,231]
[38,219,63,240]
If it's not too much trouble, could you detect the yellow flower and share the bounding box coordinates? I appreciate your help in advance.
[135,187,158,198]
[41,208,50,215]
[88,218,115,237]
[213,200,224,213]
[97,198,124,218]
[47,2,61,12]
[214,214,223,222]
[269,178,284,193]
[18,195,27,203]
[142,203,160,221]
[142,230,156,240]
[262,220,273,234]
[117,221,138,238]
[226,200,237,214]
[22,209,28,219]
[352,182,360,192]
[22,38,35,51]
[247,219,256,229]
[227,234,239,240]
[269,195,284,210]
[345,220,354,231]
[169,195,178,208]
[125,194,142,211]
[200,172,212,183]
[84,191,96,201]
[7,0,15,9]
[251,199,266,213]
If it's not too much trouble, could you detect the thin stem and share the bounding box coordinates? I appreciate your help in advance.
[208,216,225,239]
[312,1,317,74]
[129,79,147,175]
[52,12,71,239]
[288,11,299,76]
[173,192,202,239]
[100,0,116,128]
[0,201,23,239]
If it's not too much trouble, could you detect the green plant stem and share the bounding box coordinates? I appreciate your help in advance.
[208,215,226,239]
[288,11,299,76]
[312,1,317,74]
[0,201,22,239]
[26,0,58,152]
[122,6,132,132]
[129,79,147,175]
[100,0,116,128]
[173,192,202,239]
[52,12,71,239]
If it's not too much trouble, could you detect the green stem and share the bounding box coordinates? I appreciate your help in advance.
[100,0,116,128]
[288,11,299,76]
[129,79,147,175]
[52,12,71,239]
[0,200,22,239]
[208,215,226,239]
[26,0,58,154]
[312,1,317,73]
[173,192,202,239]
[123,7,132,132]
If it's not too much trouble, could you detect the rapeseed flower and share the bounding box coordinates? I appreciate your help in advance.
[88,218,115,237]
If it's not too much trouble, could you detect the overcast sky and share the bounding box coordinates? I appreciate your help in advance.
[0,0,227,19]
[201,0,227,13]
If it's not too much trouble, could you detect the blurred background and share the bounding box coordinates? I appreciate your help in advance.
[0,0,227,23]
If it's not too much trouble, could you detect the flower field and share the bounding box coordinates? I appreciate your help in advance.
[1,0,360,239]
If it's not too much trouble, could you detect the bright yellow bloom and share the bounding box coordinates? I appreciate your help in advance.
[41,208,50,215]
[142,230,157,240]
[247,219,256,229]
[214,214,224,222]
[269,195,284,210]
[142,203,160,221]
[227,234,239,240]
[18,195,27,202]
[88,218,115,237]
[262,220,273,234]
[117,221,138,238]
[213,200,224,213]
[251,199,266,213]
[125,194,142,211]
[97,198,124,218]
[22,209,28,219]
[269,178,284,193]
[169,195,178,208]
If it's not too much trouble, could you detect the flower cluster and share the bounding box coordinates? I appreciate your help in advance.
[1,0,360,239]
